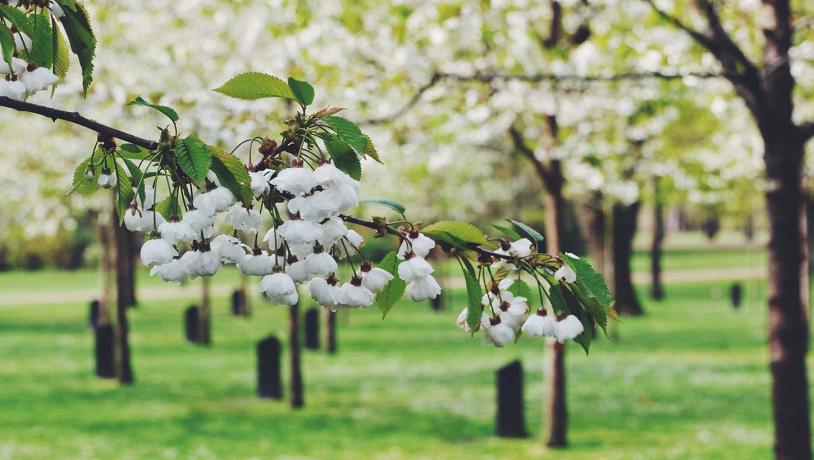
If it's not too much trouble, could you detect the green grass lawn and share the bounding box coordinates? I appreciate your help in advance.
[0,250,798,459]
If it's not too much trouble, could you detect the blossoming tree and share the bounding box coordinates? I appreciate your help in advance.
[0,0,614,433]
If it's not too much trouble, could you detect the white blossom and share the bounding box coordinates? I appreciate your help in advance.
[484,320,516,347]
[270,167,316,195]
[150,259,187,284]
[397,256,434,283]
[0,80,25,101]
[555,315,585,342]
[554,265,577,284]
[336,282,375,308]
[124,209,165,232]
[309,277,340,309]
[278,219,324,245]
[237,252,278,276]
[225,205,261,233]
[521,311,557,338]
[304,252,338,277]
[359,266,393,292]
[19,67,58,93]
[259,272,298,306]
[408,274,441,301]
[397,231,436,259]
[210,234,247,264]
[158,221,196,245]
[140,238,177,266]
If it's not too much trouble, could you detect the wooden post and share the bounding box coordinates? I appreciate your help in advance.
[257,336,283,399]
[184,305,199,343]
[496,360,528,438]
[325,310,337,354]
[198,278,211,345]
[89,299,101,329]
[730,283,743,309]
[94,323,115,379]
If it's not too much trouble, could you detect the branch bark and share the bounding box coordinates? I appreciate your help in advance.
[0,96,158,150]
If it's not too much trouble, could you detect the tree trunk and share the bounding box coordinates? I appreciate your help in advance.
[289,297,304,408]
[198,277,211,345]
[764,136,811,460]
[113,222,138,309]
[97,214,113,327]
[612,202,644,316]
[112,203,134,384]
[326,310,337,354]
[650,177,666,300]
[544,188,567,448]
[576,192,606,276]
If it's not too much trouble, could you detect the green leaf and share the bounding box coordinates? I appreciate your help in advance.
[375,251,406,318]
[360,198,406,215]
[322,116,368,155]
[213,72,297,101]
[118,143,153,160]
[27,12,53,68]
[460,257,484,332]
[55,0,78,12]
[287,77,315,106]
[121,156,145,207]
[363,134,382,163]
[176,135,213,187]
[0,6,30,34]
[423,220,490,249]
[210,149,252,207]
[0,23,13,69]
[115,162,134,224]
[565,255,613,308]
[507,279,533,300]
[493,224,522,241]
[128,96,179,123]
[69,156,99,195]
[51,18,69,80]
[154,195,181,220]
[60,3,95,94]
[325,137,362,180]
[547,283,570,316]
[508,219,545,251]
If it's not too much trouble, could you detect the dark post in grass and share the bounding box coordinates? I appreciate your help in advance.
[231,288,249,317]
[730,282,743,309]
[94,323,116,378]
[304,308,320,350]
[184,305,199,343]
[496,360,528,438]
[89,299,101,329]
[257,336,283,399]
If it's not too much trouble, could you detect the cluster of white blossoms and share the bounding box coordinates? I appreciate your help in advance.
[133,160,436,312]
[456,241,583,348]
[0,4,61,101]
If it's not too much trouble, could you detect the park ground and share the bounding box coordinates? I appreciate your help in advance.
[0,232,800,459]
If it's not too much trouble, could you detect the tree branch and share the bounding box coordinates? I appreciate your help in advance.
[0,96,158,150]
[800,121,814,142]
[437,69,727,84]
[360,74,442,126]
[642,0,714,49]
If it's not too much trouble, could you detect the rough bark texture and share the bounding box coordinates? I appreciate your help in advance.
[612,202,644,316]
[650,177,666,300]
[289,298,304,408]
[765,136,810,460]
[545,188,567,448]
[112,205,134,385]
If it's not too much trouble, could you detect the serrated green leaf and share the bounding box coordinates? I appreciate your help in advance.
[322,116,367,155]
[115,162,134,224]
[460,257,484,332]
[325,137,361,180]
[508,219,544,251]
[210,149,252,207]
[69,156,99,195]
[27,12,53,68]
[120,156,145,207]
[375,251,406,318]
[363,134,382,163]
[118,143,153,160]
[176,135,212,187]
[60,3,95,94]
[51,17,69,80]
[0,23,13,69]
[360,198,405,215]
[547,283,569,316]
[56,0,78,12]
[287,77,315,106]
[507,279,533,300]
[214,72,297,101]
[0,6,30,34]
[565,255,612,308]
[423,220,490,248]
[493,224,522,241]
[128,96,179,123]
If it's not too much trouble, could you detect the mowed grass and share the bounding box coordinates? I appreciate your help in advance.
[0,248,800,459]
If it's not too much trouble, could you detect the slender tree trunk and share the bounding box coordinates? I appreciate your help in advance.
[544,188,567,448]
[198,277,211,345]
[764,136,811,460]
[650,177,666,300]
[577,192,606,276]
[612,202,644,316]
[289,297,304,408]
[112,202,134,384]
[326,310,337,354]
[97,214,113,326]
